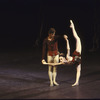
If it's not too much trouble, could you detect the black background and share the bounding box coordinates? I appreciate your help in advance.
[0,0,100,53]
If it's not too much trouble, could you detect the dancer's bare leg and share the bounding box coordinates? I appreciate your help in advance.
[72,64,81,86]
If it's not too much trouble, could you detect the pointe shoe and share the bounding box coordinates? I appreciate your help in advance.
[72,82,79,86]
[53,81,59,86]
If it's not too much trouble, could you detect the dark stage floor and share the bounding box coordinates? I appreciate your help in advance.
[0,48,100,99]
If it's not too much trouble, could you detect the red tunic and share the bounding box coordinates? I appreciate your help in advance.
[42,35,62,60]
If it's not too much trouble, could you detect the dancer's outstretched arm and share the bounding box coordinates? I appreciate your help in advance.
[43,62,64,66]
[70,20,82,53]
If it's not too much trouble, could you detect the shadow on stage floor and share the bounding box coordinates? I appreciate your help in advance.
[0,48,100,99]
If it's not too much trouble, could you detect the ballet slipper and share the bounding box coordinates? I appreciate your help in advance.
[72,82,79,86]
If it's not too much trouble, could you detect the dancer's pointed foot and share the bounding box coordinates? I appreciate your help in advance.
[72,82,79,86]
[53,81,59,86]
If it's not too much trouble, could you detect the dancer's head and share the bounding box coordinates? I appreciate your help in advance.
[48,28,56,38]
[59,53,65,63]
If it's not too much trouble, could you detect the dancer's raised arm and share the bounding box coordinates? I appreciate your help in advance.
[64,35,73,62]
[64,35,70,58]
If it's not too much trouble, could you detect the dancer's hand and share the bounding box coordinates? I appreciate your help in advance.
[42,59,47,64]
[61,62,65,65]
[64,35,68,40]
[70,20,74,29]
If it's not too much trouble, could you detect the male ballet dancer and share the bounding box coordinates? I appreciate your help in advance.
[42,27,67,86]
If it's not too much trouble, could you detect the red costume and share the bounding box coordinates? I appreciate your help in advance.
[72,51,81,65]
